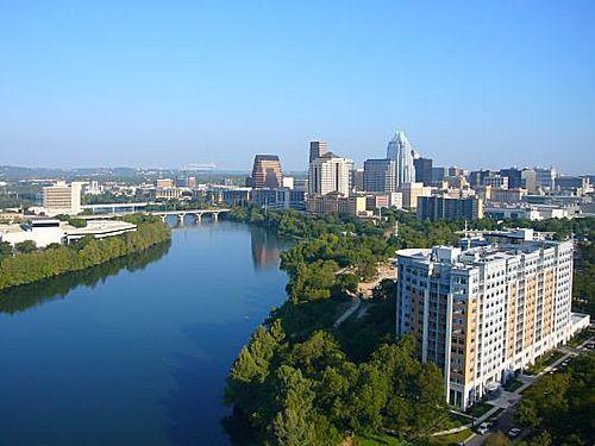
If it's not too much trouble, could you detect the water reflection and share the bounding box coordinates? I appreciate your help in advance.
[250,225,285,270]
[0,241,171,315]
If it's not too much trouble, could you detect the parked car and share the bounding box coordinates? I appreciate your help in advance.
[508,427,522,438]
[476,422,490,435]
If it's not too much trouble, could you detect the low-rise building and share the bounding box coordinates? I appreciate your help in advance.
[0,219,64,248]
[307,193,366,217]
[64,220,137,242]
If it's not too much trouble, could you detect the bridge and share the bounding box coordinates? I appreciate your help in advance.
[150,209,230,224]
[78,204,231,225]
[81,202,149,214]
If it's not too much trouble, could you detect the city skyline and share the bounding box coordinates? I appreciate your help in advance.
[1,1,594,173]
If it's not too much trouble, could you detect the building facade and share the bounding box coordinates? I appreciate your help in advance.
[308,152,353,196]
[414,157,433,186]
[309,140,328,163]
[247,155,283,188]
[398,182,432,210]
[386,131,416,186]
[417,196,483,221]
[363,159,396,193]
[306,193,365,217]
[43,181,82,216]
[396,229,575,409]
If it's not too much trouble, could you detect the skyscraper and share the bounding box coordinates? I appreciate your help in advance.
[386,130,416,186]
[413,157,433,186]
[309,140,328,163]
[363,159,396,192]
[308,152,353,196]
[247,155,283,188]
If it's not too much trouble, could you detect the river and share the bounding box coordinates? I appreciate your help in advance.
[0,221,289,445]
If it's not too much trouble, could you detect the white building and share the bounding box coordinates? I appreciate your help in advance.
[308,152,353,197]
[43,181,83,216]
[0,219,64,248]
[386,130,416,187]
[396,229,577,409]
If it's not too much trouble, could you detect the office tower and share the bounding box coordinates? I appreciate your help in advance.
[468,170,492,188]
[309,140,328,163]
[432,167,448,183]
[414,157,433,186]
[247,155,283,188]
[482,174,509,189]
[396,229,575,409]
[308,152,353,196]
[417,196,483,221]
[449,166,465,177]
[351,168,364,191]
[534,167,557,191]
[386,130,416,186]
[43,181,82,216]
[521,169,538,193]
[499,168,523,189]
[398,182,432,209]
[363,159,396,192]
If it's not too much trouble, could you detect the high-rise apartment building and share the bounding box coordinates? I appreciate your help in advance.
[417,196,483,221]
[414,157,433,186]
[43,181,82,216]
[396,229,576,409]
[309,140,328,163]
[308,152,353,196]
[363,159,396,193]
[386,131,416,186]
[247,155,283,188]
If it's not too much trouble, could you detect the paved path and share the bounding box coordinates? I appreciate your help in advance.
[334,295,361,328]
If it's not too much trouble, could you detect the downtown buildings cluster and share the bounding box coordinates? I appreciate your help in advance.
[234,130,594,223]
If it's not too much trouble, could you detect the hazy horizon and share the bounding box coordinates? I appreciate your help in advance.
[1,1,594,173]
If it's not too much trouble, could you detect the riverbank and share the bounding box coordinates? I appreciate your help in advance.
[0,214,170,291]
[224,207,450,445]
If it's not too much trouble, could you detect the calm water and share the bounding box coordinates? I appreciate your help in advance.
[0,221,289,445]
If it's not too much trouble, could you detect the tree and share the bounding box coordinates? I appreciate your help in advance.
[15,240,36,254]
[483,431,511,446]
[0,241,12,260]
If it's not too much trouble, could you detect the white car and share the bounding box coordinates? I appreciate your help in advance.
[476,422,490,435]
[508,427,522,438]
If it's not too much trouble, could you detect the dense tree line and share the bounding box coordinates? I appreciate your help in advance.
[0,214,170,291]
[515,353,594,446]
[226,326,444,445]
[0,241,170,314]
[225,207,594,444]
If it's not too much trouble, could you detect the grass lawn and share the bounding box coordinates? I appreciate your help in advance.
[429,428,472,445]
[355,433,402,445]
[567,328,592,347]
[465,401,494,418]
[524,350,565,375]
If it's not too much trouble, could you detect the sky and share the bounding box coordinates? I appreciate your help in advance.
[0,1,594,173]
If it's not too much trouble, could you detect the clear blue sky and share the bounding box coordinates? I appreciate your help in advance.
[1,1,594,173]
